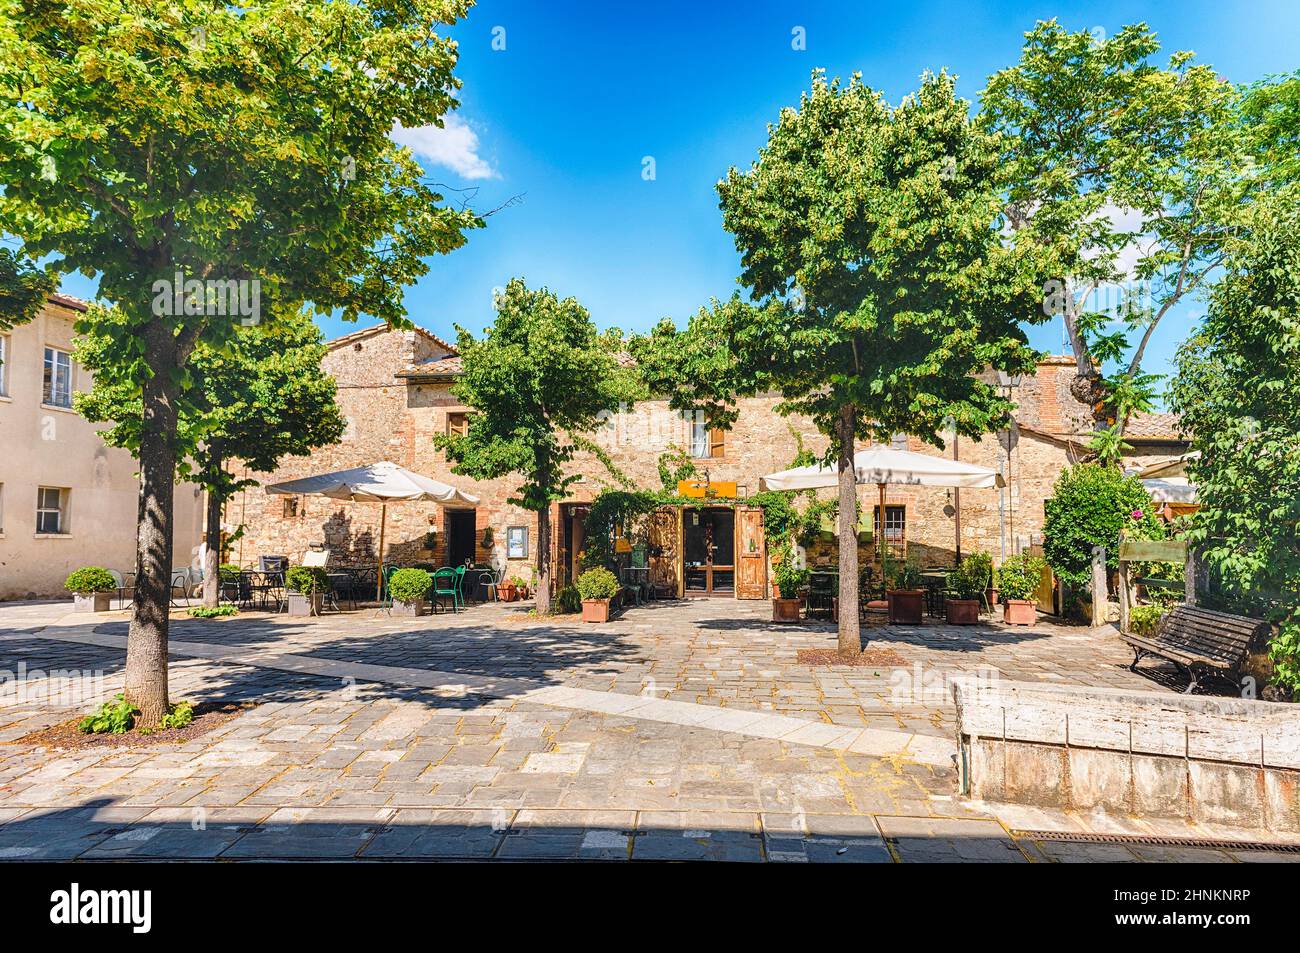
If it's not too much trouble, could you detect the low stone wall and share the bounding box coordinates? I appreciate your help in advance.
[953,681,1299,834]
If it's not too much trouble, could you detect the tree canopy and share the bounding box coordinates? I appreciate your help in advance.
[1171,199,1300,692]
[980,20,1252,460]
[437,278,639,613]
[0,0,479,723]
[634,69,1048,653]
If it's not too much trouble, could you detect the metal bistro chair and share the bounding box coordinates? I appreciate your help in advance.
[371,563,399,617]
[806,570,837,620]
[431,567,462,614]
[109,570,135,610]
[477,565,501,603]
[169,567,199,607]
[454,564,469,606]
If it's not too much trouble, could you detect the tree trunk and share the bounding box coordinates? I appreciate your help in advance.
[535,503,552,614]
[124,350,178,727]
[201,460,223,609]
[835,403,860,657]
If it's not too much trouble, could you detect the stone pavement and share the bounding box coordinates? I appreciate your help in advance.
[0,598,1294,862]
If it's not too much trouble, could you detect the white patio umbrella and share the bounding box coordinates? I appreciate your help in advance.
[1141,477,1198,504]
[266,461,480,599]
[1135,451,1200,480]
[761,445,1003,559]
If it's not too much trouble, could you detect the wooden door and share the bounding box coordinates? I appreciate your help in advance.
[735,506,767,599]
[648,506,681,597]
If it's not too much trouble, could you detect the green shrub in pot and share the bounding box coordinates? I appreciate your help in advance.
[388,568,432,603]
[576,567,619,601]
[773,554,809,600]
[285,565,329,594]
[947,552,992,600]
[64,567,116,593]
[995,553,1046,602]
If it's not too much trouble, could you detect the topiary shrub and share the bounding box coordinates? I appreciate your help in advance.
[389,568,432,603]
[1042,463,1164,588]
[285,565,328,594]
[996,553,1046,601]
[64,567,116,593]
[576,567,619,601]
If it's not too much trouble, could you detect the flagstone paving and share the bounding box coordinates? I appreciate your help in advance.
[0,597,1293,862]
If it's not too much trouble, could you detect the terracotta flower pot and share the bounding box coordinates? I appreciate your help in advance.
[581,598,611,623]
[772,597,802,623]
[499,584,517,602]
[1002,598,1037,626]
[887,589,925,624]
[945,598,981,625]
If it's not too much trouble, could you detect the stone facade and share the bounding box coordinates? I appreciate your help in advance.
[230,325,1188,596]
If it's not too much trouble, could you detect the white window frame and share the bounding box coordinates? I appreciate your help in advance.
[43,346,73,408]
[0,334,9,397]
[0,482,5,534]
[36,486,67,535]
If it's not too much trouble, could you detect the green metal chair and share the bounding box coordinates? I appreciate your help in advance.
[372,563,399,616]
[454,564,469,606]
[432,567,462,613]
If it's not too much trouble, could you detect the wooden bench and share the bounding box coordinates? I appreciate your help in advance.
[1121,605,1270,694]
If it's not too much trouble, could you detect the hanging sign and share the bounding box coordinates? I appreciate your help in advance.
[677,480,738,499]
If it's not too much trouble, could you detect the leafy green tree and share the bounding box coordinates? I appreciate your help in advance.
[1241,72,1300,190]
[0,0,478,724]
[437,279,638,614]
[635,70,1046,654]
[1171,200,1300,692]
[980,20,1252,456]
[76,307,345,608]
[1042,463,1163,590]
[0,248,56,328]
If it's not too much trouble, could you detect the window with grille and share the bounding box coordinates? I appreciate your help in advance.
[282,496,299,519]
[43,347,72,407]
[873,505,906,556]
[36,486,66,534]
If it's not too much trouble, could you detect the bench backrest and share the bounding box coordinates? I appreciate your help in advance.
[1154,606,1270,665]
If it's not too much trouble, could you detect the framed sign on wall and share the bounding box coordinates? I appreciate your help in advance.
[506,525,529,559]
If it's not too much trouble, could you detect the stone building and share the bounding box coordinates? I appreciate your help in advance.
[0,295,203,599]
[230,323,1188,600]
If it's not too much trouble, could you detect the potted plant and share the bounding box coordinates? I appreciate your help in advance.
[996,553,1046,625]
[771,552,808,623]
[64,567,116,613]
[388,568,432,616]
[285,566,328,616]
[498,575,518,602]
[945,552,991,625]
[577,567,619,623]
[886,556,925,624]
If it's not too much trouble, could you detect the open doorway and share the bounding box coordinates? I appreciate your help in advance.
[446,509,477,568]
[683,506,734,596]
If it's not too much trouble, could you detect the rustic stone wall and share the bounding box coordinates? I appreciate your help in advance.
[229,325,1184,589]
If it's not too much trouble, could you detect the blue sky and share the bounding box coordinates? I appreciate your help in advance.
[60,0,1300,390]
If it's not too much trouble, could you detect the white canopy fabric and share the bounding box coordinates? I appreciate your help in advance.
[760,446,1003,492]
[266,461,479,505]
[1142,477,1198,504]
[1135,451,1200,480]
[265,462,478,601]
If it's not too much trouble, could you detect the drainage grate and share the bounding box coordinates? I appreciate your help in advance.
[1011,829,1300,854]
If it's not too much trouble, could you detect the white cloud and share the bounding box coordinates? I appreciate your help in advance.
[391,114,496,180]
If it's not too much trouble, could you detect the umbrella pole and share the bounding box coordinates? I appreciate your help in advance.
[376,502,387,602]
[877,482,887,567]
